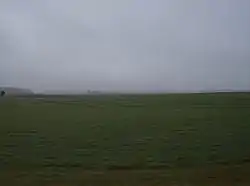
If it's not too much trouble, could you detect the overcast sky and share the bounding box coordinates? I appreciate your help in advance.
[0,0,250,93]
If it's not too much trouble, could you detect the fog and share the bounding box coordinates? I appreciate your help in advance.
[1,0,250,93]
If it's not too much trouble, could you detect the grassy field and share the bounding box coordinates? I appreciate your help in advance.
[1,92,250,185]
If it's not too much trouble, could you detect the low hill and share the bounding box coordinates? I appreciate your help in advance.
[0,87,34,96]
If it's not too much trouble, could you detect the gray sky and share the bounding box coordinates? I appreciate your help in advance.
[1,0,250,93]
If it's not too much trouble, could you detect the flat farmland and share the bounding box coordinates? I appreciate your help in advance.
[1,93,250,185]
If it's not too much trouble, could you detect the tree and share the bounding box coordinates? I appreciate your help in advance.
[1,90,5,97]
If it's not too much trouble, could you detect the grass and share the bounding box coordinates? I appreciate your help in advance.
[1,92,250,185]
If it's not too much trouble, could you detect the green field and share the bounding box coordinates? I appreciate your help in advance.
[1,93,250,185]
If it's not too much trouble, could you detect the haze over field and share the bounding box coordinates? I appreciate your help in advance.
[0,0,250,94]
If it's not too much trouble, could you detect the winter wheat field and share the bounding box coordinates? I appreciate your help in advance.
[1,92,250,186]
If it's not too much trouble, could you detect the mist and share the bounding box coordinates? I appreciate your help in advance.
[1,0,250,94]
